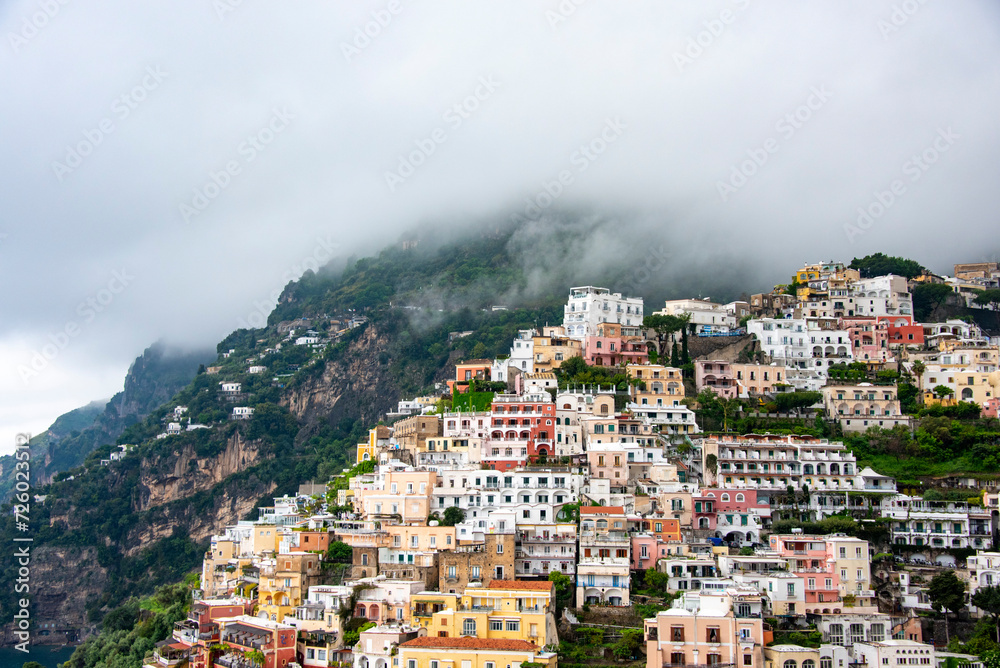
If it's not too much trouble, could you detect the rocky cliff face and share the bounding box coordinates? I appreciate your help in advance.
[136,431,264,512]
[0,341,213,498]
[282,324,402,428]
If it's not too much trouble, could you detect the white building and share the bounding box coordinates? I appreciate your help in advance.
[655,298,737,335]
[233,406,255,420]
[853,639,936,668]
[563,286,643,340]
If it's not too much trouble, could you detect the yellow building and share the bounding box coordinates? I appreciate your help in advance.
[356,425,391,463]
[256,552,322,623]
[532,327,584,372]
[410,581,557,646]
[398,637,557,668]
[626,364,685,406]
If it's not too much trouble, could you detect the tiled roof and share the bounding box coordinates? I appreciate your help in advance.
[487,580,554,591]
[400,636,538,651]
[580,506,624,514]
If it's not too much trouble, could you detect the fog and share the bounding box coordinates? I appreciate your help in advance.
[2,0,999,450]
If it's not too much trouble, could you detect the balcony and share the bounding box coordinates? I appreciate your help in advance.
[216,655,260,668]
[152,646,191,667]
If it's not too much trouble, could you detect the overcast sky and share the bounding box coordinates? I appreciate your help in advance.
[2,0,999,453]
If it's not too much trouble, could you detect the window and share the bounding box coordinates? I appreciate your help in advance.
[447,566,457,578]
[803,661,816,668]
[745,655,753,666]
[671,653,686,665]
[671,626,685,642]
[829,624,844,645]
[707,627,720,643]
[462,619,476,636]
[849,623,865,644]
[821,659,833,668]
[490,620,503,631]
[784,661,798,668]
[506,620,520,631]
[409,662,417,668]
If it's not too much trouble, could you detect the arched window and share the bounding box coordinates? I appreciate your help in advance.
[462,618,476,636]
[721,493,730,502]
[735,494,745,502]
[802,661,815,668]
[784,661,797,668]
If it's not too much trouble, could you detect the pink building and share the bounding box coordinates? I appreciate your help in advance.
[584,323,649,367]
[692,493,717,532]
[768,535,840,608]
[984,397,1000,419]
[842,317,889,362]
[631,534,658,571]
[694,360,737,398]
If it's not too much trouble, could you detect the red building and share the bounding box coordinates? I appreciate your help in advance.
[878,315,924,348]
[173,597,250,668]
[841,317,889,362]
[214,616,297,668]
[484,392,556,470]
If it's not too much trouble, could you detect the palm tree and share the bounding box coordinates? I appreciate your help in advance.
[911,360,926,403]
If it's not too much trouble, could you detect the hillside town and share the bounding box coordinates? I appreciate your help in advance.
[148,260,1000,668]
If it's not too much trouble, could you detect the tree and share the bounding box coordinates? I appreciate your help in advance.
[774,391,823,415]
[644,314,686,359]
[933,385,955,401]
[849,253,926,279]
[913,282,953,321]
[326,541,353,563]
[972,585,1000,642]
[928,570,966,643]
[441,506,466,526]
[974,289,1000,329]
[910,360,926,402]
[549,571,573,614]
[718,396,743,432]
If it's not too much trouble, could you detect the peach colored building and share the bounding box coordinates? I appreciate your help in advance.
[357,469,437,523]
[644,589,767,668]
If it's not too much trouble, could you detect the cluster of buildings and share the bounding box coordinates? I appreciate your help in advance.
[144,264,1000,668]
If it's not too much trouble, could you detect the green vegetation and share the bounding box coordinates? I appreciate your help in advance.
[453,390,495,412]
[326,540,353,563]
[63,579,192,668]
[929,570,966,643]
[845,418,1000,482]
[849,253,926,279]
[440,506,466,526]
[913,282,953,320]
[972,585,1000,643]
[770,515,889,544]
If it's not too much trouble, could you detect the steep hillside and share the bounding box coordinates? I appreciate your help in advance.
[0,342,213,500]
[0,222,589,642]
